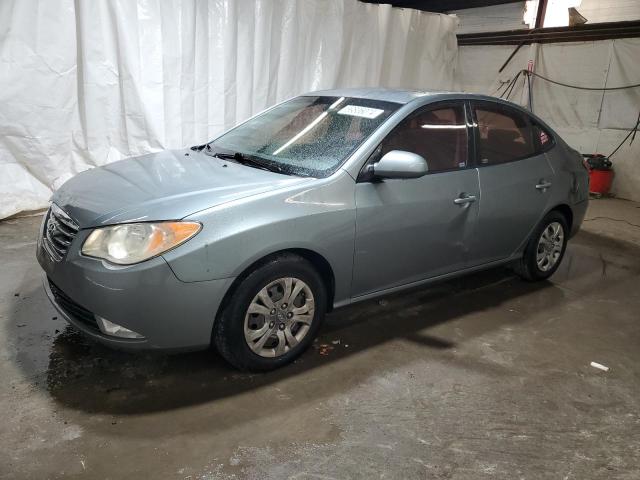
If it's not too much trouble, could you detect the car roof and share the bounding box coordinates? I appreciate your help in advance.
[305,87,441,104]
[304,87,517,106]
[305,88,440,104]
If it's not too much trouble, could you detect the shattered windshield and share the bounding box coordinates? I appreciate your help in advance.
[209,96,400,177]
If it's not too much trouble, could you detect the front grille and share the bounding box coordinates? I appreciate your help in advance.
[48,279,100,332]
[42,204,79,262]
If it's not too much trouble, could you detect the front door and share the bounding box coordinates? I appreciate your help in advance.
[352,102,480,297]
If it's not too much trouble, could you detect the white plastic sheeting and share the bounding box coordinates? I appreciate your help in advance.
[457,39,640,202]
[0,0,458,219]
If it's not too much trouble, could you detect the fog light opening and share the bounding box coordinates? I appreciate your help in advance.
[95,315,144,339]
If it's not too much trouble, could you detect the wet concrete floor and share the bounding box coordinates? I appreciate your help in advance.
[1,198,639,479]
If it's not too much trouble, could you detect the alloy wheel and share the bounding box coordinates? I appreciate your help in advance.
[244,277,315,358]
[536,221,564,272]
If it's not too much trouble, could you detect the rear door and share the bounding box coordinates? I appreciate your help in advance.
[468,100,555,266]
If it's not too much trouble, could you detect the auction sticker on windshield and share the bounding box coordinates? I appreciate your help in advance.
[337,105,384,119]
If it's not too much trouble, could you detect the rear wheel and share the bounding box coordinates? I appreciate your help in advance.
[213,254,326,371]
[515,211,568,281]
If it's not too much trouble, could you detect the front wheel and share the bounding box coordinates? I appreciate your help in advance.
[213,254,326,371]
[515,211,568,281]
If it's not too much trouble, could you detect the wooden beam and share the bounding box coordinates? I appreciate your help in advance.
[458,20,640,46]
[534,0,547,29]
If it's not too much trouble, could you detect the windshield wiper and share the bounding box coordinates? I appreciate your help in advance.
[212,150,289,175]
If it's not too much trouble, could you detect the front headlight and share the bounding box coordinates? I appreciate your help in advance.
[81,221,201,265]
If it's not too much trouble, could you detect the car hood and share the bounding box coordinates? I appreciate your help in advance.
[53,149,312,228]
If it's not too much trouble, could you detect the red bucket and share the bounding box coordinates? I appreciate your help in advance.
[589,168,614,195]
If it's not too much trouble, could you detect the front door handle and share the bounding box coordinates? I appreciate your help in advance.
[454,194,477,205]
[536,181,552,190]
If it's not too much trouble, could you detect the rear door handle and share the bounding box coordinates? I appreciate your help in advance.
[536,181,552,190]
[454,195,477,205]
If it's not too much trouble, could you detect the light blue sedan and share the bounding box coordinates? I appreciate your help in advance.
[37,88,589,370]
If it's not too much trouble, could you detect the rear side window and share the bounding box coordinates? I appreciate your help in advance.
[532,121,554,153]
[474,104,536,165]
[379,105,469,173]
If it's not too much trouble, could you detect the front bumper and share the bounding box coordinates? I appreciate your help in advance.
[37,221,234,351]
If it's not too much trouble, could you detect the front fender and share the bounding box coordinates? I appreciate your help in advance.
[162,173,356,305]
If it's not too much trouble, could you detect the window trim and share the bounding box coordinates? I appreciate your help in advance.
[356,100,474,182]
[470,100,542,168]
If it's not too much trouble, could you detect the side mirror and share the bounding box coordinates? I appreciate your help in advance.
[372,150,429,179]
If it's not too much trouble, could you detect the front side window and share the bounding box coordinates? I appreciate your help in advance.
[474,103,536,165]
[376,104,469,173]
[210,96,400,177]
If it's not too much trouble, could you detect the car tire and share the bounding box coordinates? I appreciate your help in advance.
[515,210,569,282]
[213,253,327,371]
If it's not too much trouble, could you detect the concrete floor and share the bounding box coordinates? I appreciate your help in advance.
[1,198,639,479]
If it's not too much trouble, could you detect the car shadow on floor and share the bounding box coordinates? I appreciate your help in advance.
[8,230,640,426]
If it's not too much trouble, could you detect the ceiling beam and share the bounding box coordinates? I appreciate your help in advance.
[458,20,640,45]
[360,0,523,13]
